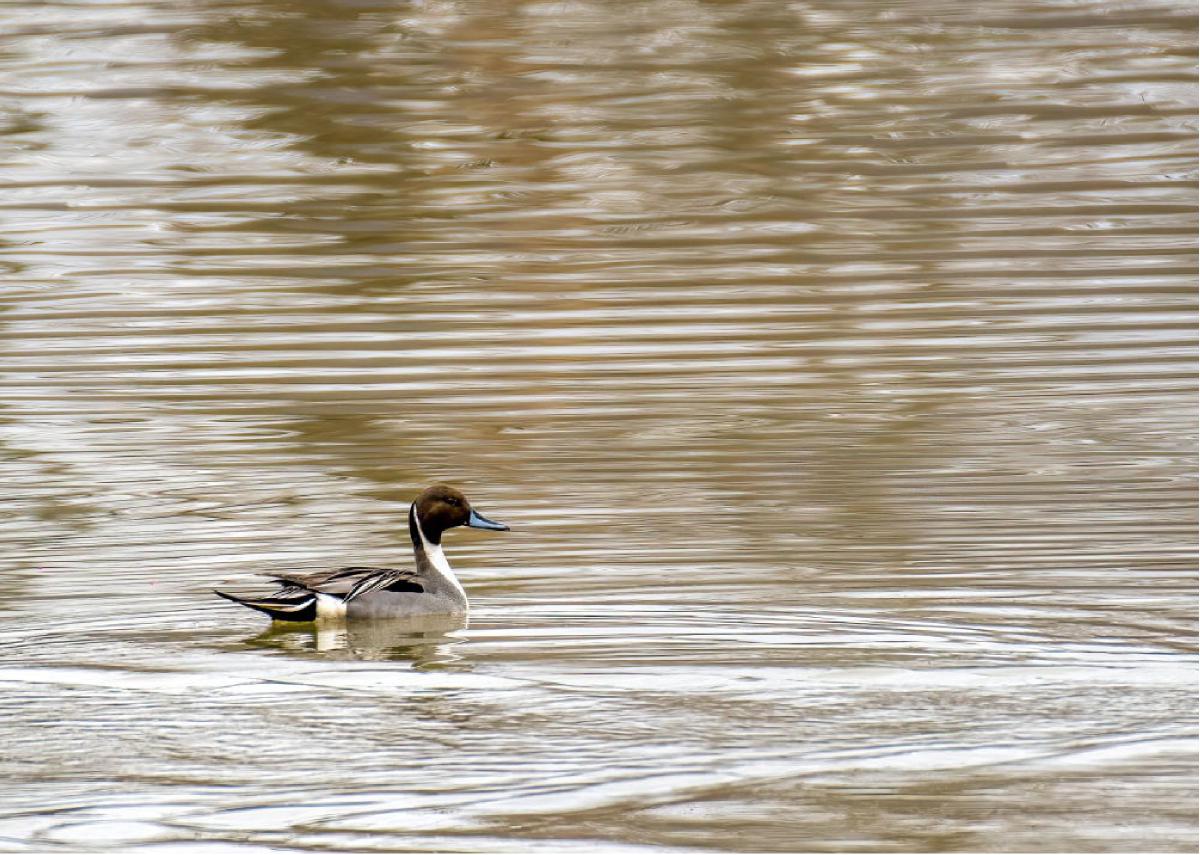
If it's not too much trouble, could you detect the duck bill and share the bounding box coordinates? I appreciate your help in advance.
[467,508,509,531]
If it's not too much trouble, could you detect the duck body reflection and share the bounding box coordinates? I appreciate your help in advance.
[250,613,470,663]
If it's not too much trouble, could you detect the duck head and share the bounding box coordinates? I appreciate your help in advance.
[411,484,509,545]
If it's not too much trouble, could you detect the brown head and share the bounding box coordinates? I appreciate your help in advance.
[410,484,509,546]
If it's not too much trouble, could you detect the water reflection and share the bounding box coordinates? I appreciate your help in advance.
[248,615,469,663]
[0,0,1195,851]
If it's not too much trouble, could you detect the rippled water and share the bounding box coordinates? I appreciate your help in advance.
[1,0,1196,851]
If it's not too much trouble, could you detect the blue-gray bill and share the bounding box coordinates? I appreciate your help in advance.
[467,508,508,531]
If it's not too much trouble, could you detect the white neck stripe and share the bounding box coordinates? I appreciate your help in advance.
[413,502,466,602]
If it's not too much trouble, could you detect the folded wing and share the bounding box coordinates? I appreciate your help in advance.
[215,566,424,622]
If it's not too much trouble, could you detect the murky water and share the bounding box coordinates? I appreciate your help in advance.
[1,0,1196,851]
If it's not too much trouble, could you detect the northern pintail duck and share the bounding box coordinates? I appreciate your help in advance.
[215,485,508,621]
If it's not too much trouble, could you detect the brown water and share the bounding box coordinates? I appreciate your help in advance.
[0,0,1196,851]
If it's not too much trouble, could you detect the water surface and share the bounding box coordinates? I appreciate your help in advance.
[0,0,1196,851]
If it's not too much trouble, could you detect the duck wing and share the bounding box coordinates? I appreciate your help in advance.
[340,568,425,602]
[215,566,424,622]
[271,566,425,597]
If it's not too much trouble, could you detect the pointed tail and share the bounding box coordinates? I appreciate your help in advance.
[214,588,318,622]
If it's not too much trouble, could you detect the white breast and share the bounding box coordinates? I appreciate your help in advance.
[423,540,466,602]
